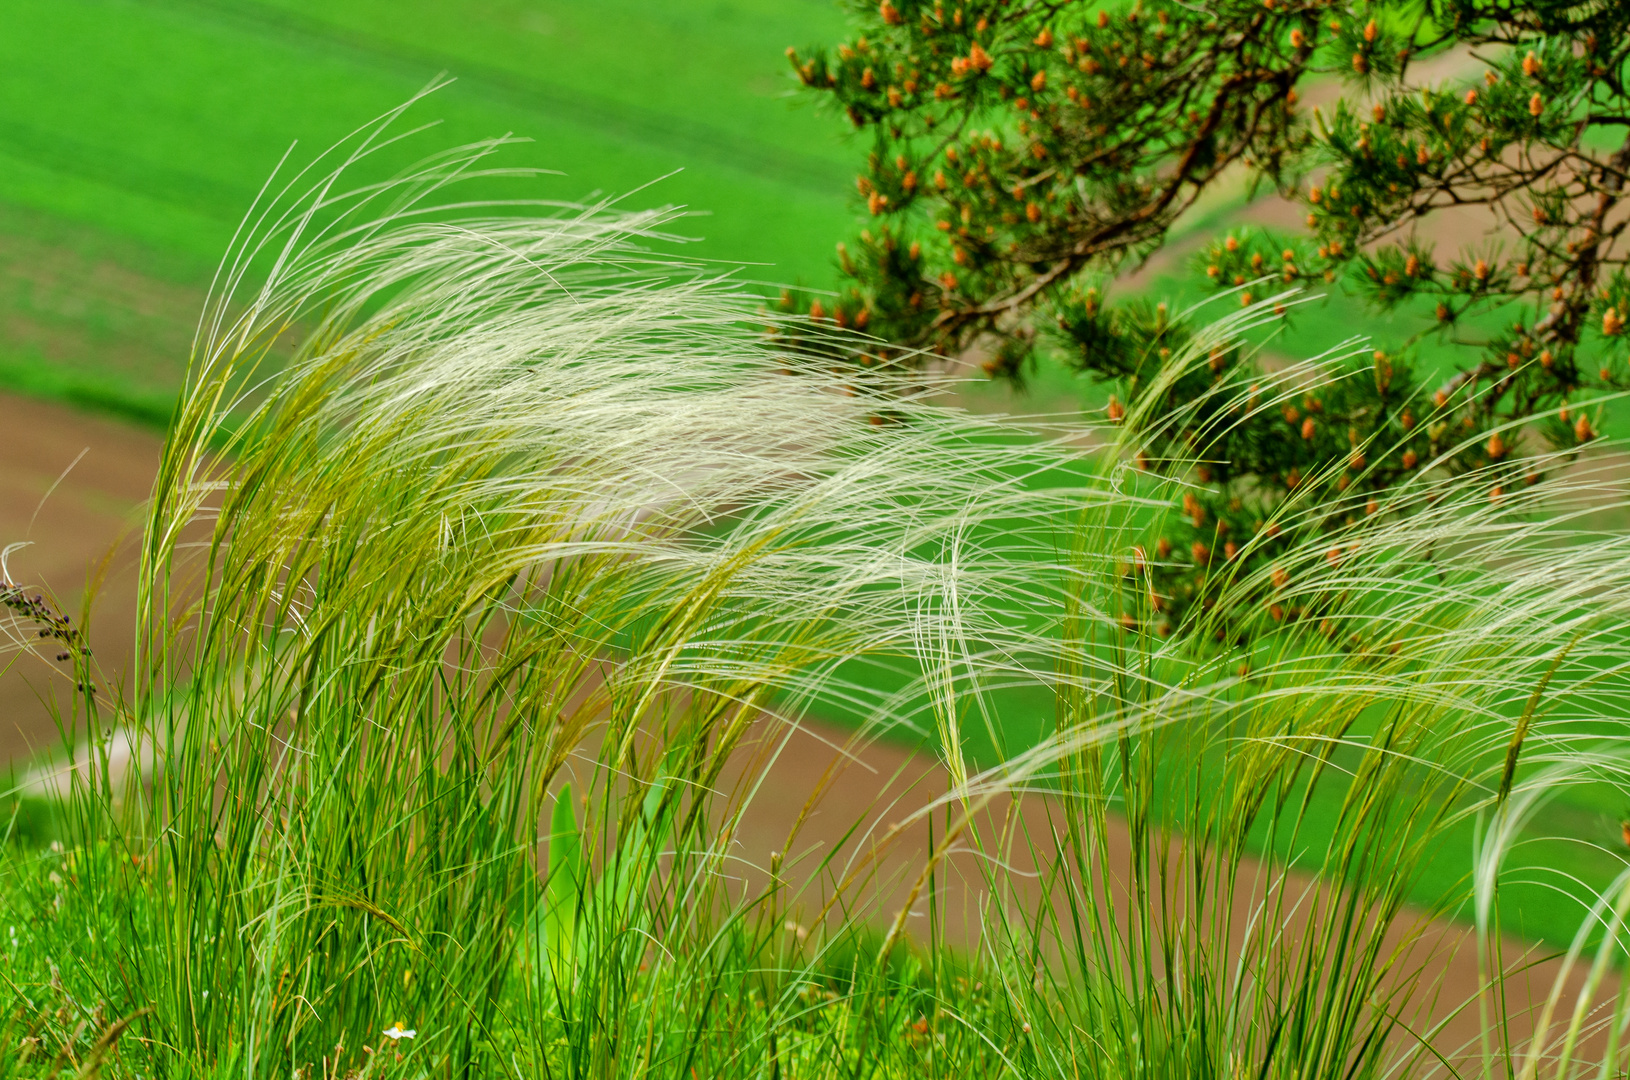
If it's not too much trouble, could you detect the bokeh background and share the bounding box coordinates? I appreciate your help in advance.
[0,0,866,417]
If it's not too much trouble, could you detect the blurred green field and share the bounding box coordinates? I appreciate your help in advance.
[0,0,1582,424]
[0,0,860,409]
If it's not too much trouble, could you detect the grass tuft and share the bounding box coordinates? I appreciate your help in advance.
[3,120,1630,1078]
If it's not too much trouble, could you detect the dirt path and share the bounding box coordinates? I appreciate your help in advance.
[0,393,158,763]
[0,393,1613,1073]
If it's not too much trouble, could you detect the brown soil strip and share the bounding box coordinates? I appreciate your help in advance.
[713,714,1609,1074]
[0,393,158,763]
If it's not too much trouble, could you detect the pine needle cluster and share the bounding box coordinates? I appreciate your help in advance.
[786,0,1630,630]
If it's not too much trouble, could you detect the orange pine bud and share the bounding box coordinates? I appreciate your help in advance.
[1604,307,1624,336]
[879,0,902,24]
[1402,449,1418,469]
[1034,27,1053,47]
[1301,416,1316,440]
[1465,89,1478,105]
[1529,93,1543,116]
[1575,415,1593,441]
[1030,70,1047,92]
[1353,53,1368,74]
[1224,541,1239,560]
[1290,28,1305,48]
[1106,395,1125,422]
[1522,51,1540,77]
[1191,541,1211,564]
[1363,19,1377,42]
[1487,432,1505,458]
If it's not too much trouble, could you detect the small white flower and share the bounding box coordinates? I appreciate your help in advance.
[382,1022,416,1040]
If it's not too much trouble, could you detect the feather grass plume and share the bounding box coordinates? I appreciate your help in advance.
[4,109,1630,1078]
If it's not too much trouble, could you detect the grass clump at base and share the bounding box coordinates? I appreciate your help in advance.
[3,123,1630,1078]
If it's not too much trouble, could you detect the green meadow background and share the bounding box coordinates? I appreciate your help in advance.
[3,0,1626,948]
[0,0,1539,422]
[0,0,860,420]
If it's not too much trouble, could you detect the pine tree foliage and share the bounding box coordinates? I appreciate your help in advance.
[784,0,1630,633]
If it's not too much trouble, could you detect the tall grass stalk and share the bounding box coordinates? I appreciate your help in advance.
[3,116,1630,1079]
